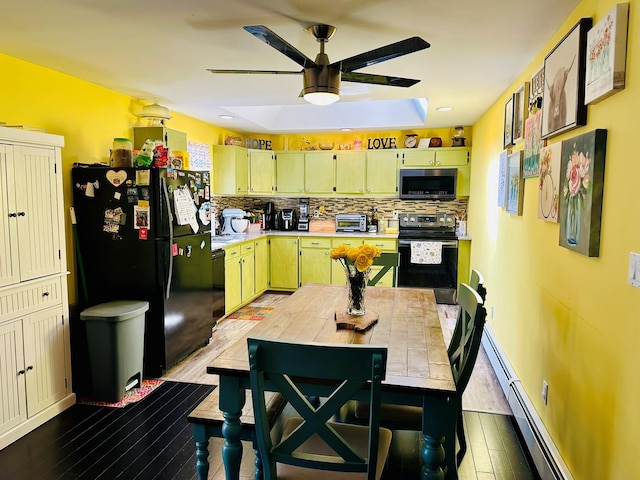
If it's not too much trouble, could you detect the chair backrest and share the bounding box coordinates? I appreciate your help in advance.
[448,283,487,394]
[248,337,388,480]
[368,252,399,287]
[448,268,487,357]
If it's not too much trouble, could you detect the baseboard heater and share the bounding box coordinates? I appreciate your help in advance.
[481,324,573,480]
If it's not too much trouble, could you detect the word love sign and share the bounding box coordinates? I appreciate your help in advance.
[367,137,397,149]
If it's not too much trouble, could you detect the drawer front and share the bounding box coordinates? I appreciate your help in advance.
[0,278,63,322]
[331,238,363,248]
[300,238,332,249]
[224,245,241,260]
[240,242,255,255]
[368,239,397,252]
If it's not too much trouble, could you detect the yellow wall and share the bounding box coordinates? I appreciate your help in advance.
[0,53,243,305]
[469,0,640,477]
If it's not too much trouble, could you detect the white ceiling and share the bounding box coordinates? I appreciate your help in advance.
[0,0,580,134]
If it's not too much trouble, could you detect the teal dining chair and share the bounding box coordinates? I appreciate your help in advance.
[368,252,399,287]
[340,282,487,471]
[247,337,393,480]
[448,268,486,357]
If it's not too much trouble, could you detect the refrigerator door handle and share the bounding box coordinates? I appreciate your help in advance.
[161,176,174,299]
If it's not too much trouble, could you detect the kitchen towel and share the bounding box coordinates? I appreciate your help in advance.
[410,241,443,264]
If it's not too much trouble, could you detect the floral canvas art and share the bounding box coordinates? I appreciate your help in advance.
[585,3,629,104]
[497,150,508,207]
[523,110,543,178]
[558,129,607,256]
[537,142,562,222]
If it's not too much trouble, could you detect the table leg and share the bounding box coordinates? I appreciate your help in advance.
[422,396,458,480]
[219,376,246,480]
[192,424,210,480]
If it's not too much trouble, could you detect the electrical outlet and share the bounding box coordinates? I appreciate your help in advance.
[629,252,640,288]
[313,210,319,218]
[541,380,549,405]
[392,210,398,219]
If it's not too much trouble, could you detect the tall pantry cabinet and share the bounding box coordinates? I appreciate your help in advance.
[0,127,74,449]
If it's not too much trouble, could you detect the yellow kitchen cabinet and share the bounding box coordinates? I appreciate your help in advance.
[366,150,398,195]
[254,237,269,294]
[249,150,275,195]
[457,239,471,291]
[304,152,334,194]
[224,245,242,313]
[335,151,366,194]
[398,147,469,167]
[299,237,332,285]
[240,242,255,303]
[269,236,299,290]
[275,151,305,194]
[456,164,471,197]
[212,145,249,195]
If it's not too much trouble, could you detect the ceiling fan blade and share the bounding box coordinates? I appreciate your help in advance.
[243,25,317,68]
[207,69,302,75]
[341,72,421,87]
[335,37,430,73]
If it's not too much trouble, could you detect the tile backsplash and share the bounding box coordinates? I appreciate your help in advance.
[212,196,467,221]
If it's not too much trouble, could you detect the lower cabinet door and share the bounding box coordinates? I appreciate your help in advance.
[300,248,331,285]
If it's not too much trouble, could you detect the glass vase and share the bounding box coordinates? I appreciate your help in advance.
[566,198,581,246]
[346,266,369,316]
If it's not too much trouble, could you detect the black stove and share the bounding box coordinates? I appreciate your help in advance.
[397,212,459,304]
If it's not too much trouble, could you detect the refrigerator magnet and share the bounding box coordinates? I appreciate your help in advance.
[114,191,122,200]
[136,170,150,186]
[106,170,127,187]
[139,227,148,240]
[186,245,192,258]
[172,243,179,256]
[133,205,150,230]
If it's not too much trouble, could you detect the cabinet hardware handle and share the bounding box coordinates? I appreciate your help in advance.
[18,212,26,216]
[8,212,17,218]
[43,291,50,296]
[18,370,25,375]
[26,365,33,371]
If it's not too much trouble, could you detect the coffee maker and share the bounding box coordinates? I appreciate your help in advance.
[279,209,297,231]
[263,202,275,231]
[297,198,310,231]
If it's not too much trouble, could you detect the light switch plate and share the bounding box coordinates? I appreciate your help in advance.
[629,252,640,288]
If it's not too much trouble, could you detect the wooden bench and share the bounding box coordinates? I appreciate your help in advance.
[188,387,287,480]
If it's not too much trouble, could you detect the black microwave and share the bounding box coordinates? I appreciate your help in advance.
[398,168,457,200]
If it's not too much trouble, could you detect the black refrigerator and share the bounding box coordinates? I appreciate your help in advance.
[72,166,214,377]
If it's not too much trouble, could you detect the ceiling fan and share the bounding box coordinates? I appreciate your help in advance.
[207,24,430,105]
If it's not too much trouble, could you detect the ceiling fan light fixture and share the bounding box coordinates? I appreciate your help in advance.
[303,66,340,106]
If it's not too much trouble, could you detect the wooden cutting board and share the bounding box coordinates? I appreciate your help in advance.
[334,311,379,331]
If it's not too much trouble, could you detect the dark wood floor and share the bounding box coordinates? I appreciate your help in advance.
[0,381,537,480]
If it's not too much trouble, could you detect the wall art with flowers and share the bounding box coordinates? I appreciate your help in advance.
[506,151,524,216]
[538,142,562,223]
[585,3,629,105]
[558,129,607,256]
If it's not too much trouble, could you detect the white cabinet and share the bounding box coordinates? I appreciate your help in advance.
[0,127,73,450]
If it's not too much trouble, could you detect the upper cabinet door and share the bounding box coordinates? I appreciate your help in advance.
[249,150,274,194]
[335,151,366,194]
[366,150,398,195]
[275,152,305,194]
[304,152,334,194]
[0,145,61,285]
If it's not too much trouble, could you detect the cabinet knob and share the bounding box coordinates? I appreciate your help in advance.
[18,212,26,216]
[43,291,50,297]
[8,212,17,218]
[17,370,25,375]
[359,189,363,192]
[26,365,33,371]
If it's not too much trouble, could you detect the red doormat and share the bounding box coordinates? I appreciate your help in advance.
[226,306,274,320]
[77,379,164,408]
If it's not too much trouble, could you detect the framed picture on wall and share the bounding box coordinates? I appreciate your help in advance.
[585,3,629,104]
[538,142,562,223]
[506,151,524,216]
[504,95,515,148]
[529,66,545,114]
[541,18,592,139]
[523,110,543,178]
[497,150,508,207]
[513,82,529,143]
[558,129,607,257]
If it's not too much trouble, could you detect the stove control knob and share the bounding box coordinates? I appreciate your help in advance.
[410,216,416,222]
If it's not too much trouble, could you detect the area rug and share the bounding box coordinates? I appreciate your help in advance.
[77,379,164,408]
[226,306,274,320]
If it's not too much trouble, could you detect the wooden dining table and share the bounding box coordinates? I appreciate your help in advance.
[203,283,459,480]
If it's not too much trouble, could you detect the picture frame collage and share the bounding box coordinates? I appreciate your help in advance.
[497,4,628,257]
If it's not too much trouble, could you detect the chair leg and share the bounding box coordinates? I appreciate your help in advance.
[456,409,467,465]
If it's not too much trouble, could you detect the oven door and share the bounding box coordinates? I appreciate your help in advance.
[397,239,458,304]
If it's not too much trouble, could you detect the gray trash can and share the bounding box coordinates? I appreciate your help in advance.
[80,300,149,402]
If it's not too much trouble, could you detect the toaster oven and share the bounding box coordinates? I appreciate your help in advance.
[335,214,367,232]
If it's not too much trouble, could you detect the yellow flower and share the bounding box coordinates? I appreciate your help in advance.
[330,244,350,260]
[330,243,382,273]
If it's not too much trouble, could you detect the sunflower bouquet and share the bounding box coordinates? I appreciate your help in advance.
[330,244,381,315]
